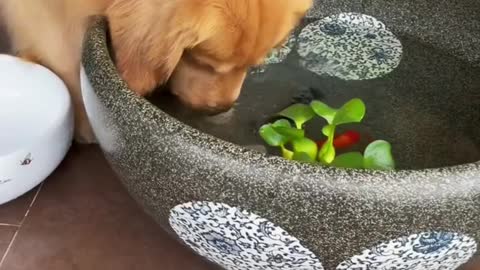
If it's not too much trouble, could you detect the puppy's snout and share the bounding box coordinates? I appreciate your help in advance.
[169,57,246,115]
[180,99,235,115]
[204,102,235,115]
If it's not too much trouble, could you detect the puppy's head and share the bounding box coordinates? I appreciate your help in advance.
[108,0,312,114]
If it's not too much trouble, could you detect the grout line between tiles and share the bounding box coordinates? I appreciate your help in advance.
[21,183,44,225]
[0,182,44,269]
[0,229,19,268]
[0,224,19,228]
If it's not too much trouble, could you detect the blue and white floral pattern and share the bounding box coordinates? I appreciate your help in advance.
[297,13,403,80]
[336,231,477,270]
[319,22,347,36]
[169,201,324,270]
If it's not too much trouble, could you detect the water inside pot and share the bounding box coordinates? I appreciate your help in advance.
[150,16,480,170]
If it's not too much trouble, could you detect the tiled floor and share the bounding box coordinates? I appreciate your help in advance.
[0,146,218,270]
[0,18,479,270]
[1,149,478,270]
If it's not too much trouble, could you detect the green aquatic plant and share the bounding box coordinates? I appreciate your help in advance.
[259,98,396,170]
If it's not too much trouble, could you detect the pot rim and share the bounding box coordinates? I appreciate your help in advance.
[82,17,480,201]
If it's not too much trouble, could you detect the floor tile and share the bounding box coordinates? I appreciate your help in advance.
[0,145,217,270]
[0,226,16,264]
[0,188,39,226]
[461,256,480,270]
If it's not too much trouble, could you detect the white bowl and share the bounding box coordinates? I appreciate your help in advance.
[0,54,73,205]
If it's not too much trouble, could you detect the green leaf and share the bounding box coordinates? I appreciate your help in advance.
[310,100,338,124]
[331,152,365,169]
[269,119,305,140]
[272,119,292,128]
[318,136,336,164]
[259,124,288,147]
[292,152,316,163]
[318,124,336,164]
[363,140,396,170]
[292,137,318,160]
[281,145,294,160]
[278,104,315,129]
[332,98,366,126]
[273,126,305,139]
[321,124,335,136]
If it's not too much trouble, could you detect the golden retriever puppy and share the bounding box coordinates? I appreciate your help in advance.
[0,0,312,143]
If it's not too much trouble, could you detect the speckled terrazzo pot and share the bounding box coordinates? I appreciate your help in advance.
[81,2,480,268]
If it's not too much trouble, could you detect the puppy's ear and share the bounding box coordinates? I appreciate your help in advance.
[106,0,216,95]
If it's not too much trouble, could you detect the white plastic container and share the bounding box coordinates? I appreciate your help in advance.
[0,54,73,205]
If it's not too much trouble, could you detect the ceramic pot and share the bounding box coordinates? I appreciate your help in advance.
[81,1,480,268]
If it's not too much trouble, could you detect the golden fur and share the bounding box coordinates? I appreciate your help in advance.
[0,0,312,143]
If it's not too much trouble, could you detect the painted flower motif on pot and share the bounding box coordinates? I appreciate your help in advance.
[412,231,454,254]
[297,12,403,80]
[169,201,324,270]
[336,231,477,270]
[201,231,243,256]
[320,22,347,36]
[370,47,396,65]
